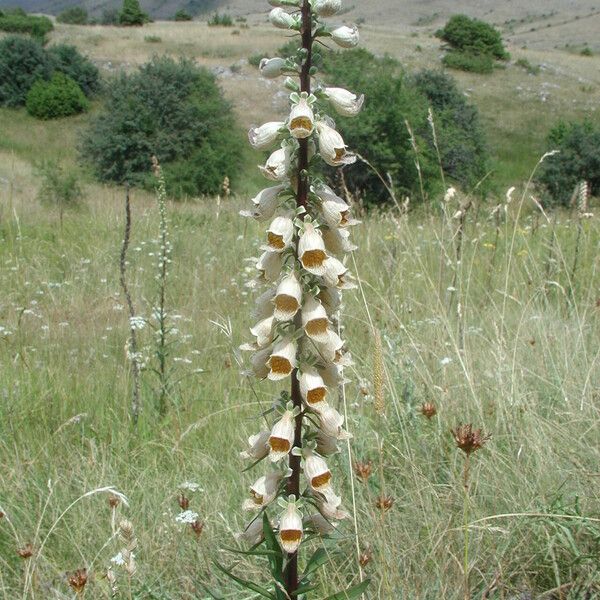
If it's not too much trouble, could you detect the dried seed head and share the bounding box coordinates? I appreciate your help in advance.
[451,423,490,455]
[420,402,437,419]
[191,519,204,538]
[373,330,385,415]
[375,496,394,511]
[178,493,190,511]
[359,547,372,567]
[68,569,88,594]
[17,543,34,559]
[353,459,373,482]
[108,495,120,509]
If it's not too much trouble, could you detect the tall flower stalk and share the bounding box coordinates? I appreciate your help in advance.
[232,0,367,597]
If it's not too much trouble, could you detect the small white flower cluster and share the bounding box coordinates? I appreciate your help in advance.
[238,0,361,557]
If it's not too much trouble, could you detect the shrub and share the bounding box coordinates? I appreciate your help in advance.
[208,12,233,26]
[144,35,161,42]
[0,36,52,107]
[101,8,120,24]
[57,7,88,25]
[36,160,84,226]
[0,10,54,41]
[537,120,600,206]
[174,9,192,21]
[26,73,89,119]
[47,44,100,96]
[442,50,494,74]
[436,15,509,60]
[80,56,243,197]
[320,49,489,204]
[119,0,149,26]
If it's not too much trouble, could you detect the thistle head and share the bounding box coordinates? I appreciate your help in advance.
[451,423,490,455]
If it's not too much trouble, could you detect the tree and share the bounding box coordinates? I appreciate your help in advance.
[119,0,149,26]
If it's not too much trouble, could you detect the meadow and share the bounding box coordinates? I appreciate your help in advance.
[1,14,600,600]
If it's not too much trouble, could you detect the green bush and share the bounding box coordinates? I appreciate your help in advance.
[208,12,233,26]
[57,7,88,25]
[174,9,192,21]
[80,56,243,197]
[0,11,54,41]
[320,49,489,204]
[0,36,52,107]
[442,50,494,74]
[47,44,100,96]
[436,15,509,60]
[101,8,120,24]
[537,120,600,206]
[26,73,89,119]
[119,0,149,26]
[36,160,84,226]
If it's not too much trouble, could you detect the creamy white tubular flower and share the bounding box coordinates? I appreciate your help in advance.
[299,223,328,275]
[265,216,294,253]
[254,288,276,320]
[317,184,359,227]
[317,404,352,440]
[288,97,315,139]
[305,513,336,535]
[323,257,357,290]
[304,450,333,494]
[331,24,360,48]
[243,472,281,510]
[274,272,302,321]
[257,251,284,282]
[250,315,275,348]
[269,7,296,28]
[316,121,356,167]
[268,409,296,461]
[240,431,271,460]
[323,87,364,117]
[260,57,287,79]
[235,517,265,545]
[279,502,303,553]
[317,286,342,314]
[259,147,291,181]
[248,122,285,150]
[317,329,344,364]
[316,431,340,455]
[312,0,342,17]
[250,346,272,379]
[302,295,330,343]
[241,185,285,222]
[267,338,297,381]
[322,226,357,256]
[316,491,350,520]
[299,367,328,409]
[319,363,345,388]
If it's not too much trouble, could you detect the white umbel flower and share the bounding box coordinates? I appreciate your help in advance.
[299,367,328,408]
[267,338,297,381]
[323,87,364,117]
[243,472,281,510]
[298,223,328,275]
[304,450,333,494]
[268,410,296,461]
[278,501,303,553]
[316,404,352,440]
[288,95,315,139]
[241,185,284,222]
[240,431,271,460]
[260,57,287,79]
[322,226,357,256]
[248,122,285,150]
[312,0,342,17]
[260,147,292,181]
[316,121,356,167]
[250,316,275,348]
[256,251,284,282]
[269,7,296,29]
[302,295,330,343]
[323,257,357,290]
[331,25,359,48]
[265,216,294,252]
[274,272,302,321]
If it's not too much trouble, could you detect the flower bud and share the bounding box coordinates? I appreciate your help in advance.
[269,7,296,29]
[259,57,287,79]
[331,25,359,49]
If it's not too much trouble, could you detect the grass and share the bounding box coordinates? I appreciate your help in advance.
[1,143,600,597]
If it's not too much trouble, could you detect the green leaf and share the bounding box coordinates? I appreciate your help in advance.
[213,560,276,599]
[262,512,284,580]
[222,545,281,558]
[300,547,328,582]
[322,579,371,600]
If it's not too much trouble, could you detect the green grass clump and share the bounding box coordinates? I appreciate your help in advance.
[208,12,233,27]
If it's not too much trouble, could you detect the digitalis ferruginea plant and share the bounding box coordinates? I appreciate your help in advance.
[232,0,368,598]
